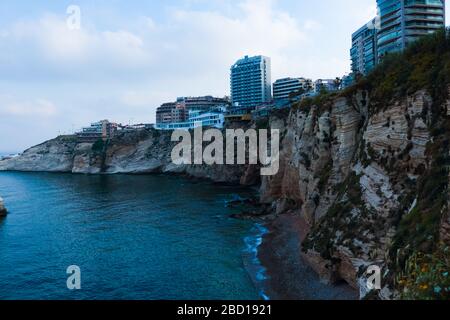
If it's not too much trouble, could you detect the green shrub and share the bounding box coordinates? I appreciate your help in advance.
[92,139,105,152]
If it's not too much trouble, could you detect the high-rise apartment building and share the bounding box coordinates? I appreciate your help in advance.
[351,18,378,75]
[376,0,445,59]
[230,55,272,111]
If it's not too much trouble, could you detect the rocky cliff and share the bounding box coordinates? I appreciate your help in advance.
[259,30,450,299]
[1,30,449,299]
[259,88,449,299]
[0,130,255,185]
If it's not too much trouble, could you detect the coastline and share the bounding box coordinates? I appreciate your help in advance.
[257,213,358,300]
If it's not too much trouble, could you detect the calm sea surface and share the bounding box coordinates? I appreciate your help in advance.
[0,172,262,300]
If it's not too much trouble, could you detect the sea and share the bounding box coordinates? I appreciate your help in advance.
[0,172,269,300]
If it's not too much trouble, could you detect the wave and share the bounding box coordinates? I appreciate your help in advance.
[242,223,270,300]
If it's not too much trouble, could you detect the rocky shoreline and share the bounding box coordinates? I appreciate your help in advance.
[258,213,357,300]
[1,82,449,299]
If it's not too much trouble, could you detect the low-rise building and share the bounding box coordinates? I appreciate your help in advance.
[156,102,177,124]
[313,79,339,93]
[273,77,312,102]
[177,96,230,112]
[120,123,154,131]
[77,120,118,142]
[155,107,226,130]
[156,96,229,127]
[189,109,225,129]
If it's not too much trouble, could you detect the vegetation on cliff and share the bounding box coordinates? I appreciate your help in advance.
[300,29,450,299]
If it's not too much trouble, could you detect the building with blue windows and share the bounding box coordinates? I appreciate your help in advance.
[272,77,312,103]
[376,0,445,59]
[351,18,378,75]
[230,55,272,113]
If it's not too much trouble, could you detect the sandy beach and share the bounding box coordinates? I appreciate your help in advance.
[258,213,357,300]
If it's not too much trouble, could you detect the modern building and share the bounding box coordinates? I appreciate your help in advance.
[313,79,338,93]
[230,55,272,111]
[188,107,226,129]
[156,102,177,124]
[171,104,188,123]
[155,107,226,130]
[120,123,155,131]
[156,96,229,127]
[351,18,378,75]
[272,77,313,102]
[341,74,355,89]
[77,120,118,142]
[176,96,230,112]
[376,0,445,59]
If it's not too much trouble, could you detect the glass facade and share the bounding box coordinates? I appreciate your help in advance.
[376,0,445,59]
[230,55,272,111]
[351,18,378,75]
[272,77,312,102]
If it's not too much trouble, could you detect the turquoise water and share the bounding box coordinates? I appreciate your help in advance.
[0,172,261,300]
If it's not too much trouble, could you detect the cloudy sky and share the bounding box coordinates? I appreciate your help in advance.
[0,0,448,153]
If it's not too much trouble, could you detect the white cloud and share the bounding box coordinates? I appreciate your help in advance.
[0,95,57,117]
[1,14,152,76]
[0,0,380,152]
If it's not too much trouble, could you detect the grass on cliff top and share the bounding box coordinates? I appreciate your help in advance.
[345,28,450,118]
[293,29,450,119]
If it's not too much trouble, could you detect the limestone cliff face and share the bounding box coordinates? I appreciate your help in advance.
[260,88,449,298]
[1,87,448,299]
[0,130,251,185]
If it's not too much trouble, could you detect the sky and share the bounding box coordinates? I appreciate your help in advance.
[0,0,449,153]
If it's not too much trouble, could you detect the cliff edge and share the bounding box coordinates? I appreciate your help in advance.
[260,30,450,299]
[1,30,449,299]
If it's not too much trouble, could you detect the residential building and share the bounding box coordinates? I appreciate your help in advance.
[376,0,445,59]
[155,107,226,130]
[176,96,230,112]
[189,108,226,129]
[120,123,154,131]
[313,79,338,93]
[77,120,118,142]
[230,55,272,111]
[341,74,355,89]
[171,103,188,123]
[273,77,313,102]
[156,96,229,127]
[156,102,177,124]
[351,18,378,75]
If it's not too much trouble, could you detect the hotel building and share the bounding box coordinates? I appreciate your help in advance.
[351,18,378,75]
[230,55,272,112]
[376,0,445,59]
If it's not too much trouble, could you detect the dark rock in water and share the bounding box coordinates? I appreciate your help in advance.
[0,197,6,217]
[230,204,277,221]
